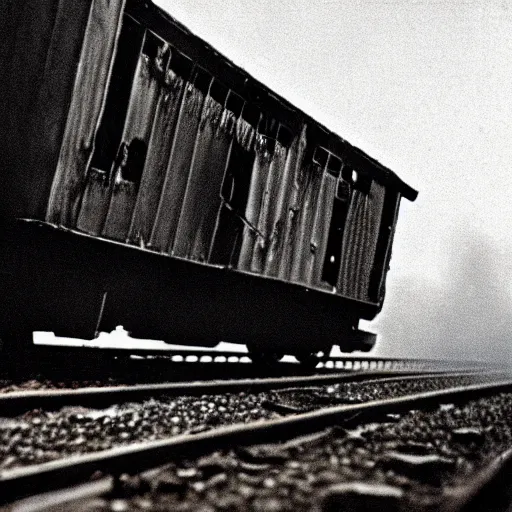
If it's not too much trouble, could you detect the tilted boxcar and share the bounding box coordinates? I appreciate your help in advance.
[0,0,417,365]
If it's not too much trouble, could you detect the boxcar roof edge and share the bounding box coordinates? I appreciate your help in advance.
[129,0,418,201]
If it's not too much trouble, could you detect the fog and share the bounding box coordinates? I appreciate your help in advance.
[373,222,512,363]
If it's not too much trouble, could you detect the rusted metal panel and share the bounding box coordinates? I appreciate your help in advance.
[289,163,324,285]
[102,47,162,241]
[74,14,144,236]
[149,84,205,252]
[208,115,257,266]
[373,192,401,303]
[207,204,241,266]
[101,175,138,242]
[75,168,112,235]
[46,0,126,227]
[172,97,233,261]
[320,177,351,287]
[310,173,337,287]
[263,142,297,277]
[337,179,386,301]
[354,192,371,298]
[277,125,308,281]
[295,171,337,288]
[359,180,386,299]
[127,73,185,246]
[249,142,288,274]
[237,136,273,271]
[338,189,363,299]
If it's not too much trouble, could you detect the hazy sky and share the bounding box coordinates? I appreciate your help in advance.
[149,0,512,361]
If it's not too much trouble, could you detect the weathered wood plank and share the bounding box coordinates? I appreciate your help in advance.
[208,115,256,266]
[75,168,111,234]
[374,193,401,302]
[263,141,296,278]
[337,179,385,300]
[237,137,273,271]
[250,143,287,273]
[75,15,145,235]
[277,125,308,280]
[101,176,139,242]
[338,189,363,298]
[357,180,386,299]
[290,163,323,285]
[311,173,337,287]
[31,0,94,219]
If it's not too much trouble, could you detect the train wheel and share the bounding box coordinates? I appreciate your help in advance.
[249,350,283,366]
[295,352,322,369]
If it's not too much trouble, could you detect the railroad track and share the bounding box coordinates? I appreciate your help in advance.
[0,370,502,415]
[1,370,512,509]
[0,344,498,390]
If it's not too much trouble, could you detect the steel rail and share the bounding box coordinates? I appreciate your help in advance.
[2,377,512,506]
[7,477,113,512]
[0,370,503,417]
[442,447,512,512]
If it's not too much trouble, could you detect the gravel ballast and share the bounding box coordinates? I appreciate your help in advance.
[0,374,505,471]
[49,392,512,512]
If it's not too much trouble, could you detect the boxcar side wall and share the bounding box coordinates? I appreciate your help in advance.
[45,3,407,305]
[0,0,102,341]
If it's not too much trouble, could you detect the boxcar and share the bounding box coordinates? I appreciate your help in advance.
[0,0,417,365]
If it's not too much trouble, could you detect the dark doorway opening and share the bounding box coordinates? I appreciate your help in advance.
[321,177,351,287]
[209,140,256,266]
[88,16,144,176]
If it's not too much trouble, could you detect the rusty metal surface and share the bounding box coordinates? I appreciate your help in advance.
[248,141,288,274]
[150,84,205,252]
[237,138,273,271]
[172,96,233,261]
[102,48,161,241]
[127,74,185,246]
[338,181,386,301]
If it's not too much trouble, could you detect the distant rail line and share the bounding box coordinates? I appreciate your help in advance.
[0,346,499,392]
